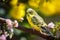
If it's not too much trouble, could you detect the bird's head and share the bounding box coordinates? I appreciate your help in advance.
[27,8,36,15]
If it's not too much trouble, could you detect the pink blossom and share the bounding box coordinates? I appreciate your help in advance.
[0,32,9,40]
[4,32,9,37]
[0,19,19,40]
[0,35,6,40]
[47,22,55,29]
[5,19,13,29]
[5,19,12,26]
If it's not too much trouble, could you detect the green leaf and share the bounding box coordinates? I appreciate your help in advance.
[14,28,23,36]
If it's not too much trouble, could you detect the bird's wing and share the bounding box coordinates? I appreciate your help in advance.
[41,26,53,36]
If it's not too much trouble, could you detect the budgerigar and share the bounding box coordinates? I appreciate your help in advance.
[26,8,53,36]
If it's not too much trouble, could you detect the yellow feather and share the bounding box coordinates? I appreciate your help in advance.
[26,14,41,32]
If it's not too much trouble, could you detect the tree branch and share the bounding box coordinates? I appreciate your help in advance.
[0,18,59,40]
[16,26,56,40]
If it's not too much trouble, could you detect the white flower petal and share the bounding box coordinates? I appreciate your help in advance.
[13,20,18,27]
[20,18,24,22]
[48,22,55,28]
[10,29,14,33]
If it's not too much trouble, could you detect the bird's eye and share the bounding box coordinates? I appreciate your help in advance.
[28,11,33,14]
[29,11,32,13]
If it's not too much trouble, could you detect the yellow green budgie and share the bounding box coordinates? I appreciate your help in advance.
[26,8,53,36]
[9,3,26,22]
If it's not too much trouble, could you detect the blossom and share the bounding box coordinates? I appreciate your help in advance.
[5,19,13,29]
[20,18,24,22]
[5,19,17,39]
[0,35,6,40]
[47,22,55,29]
[0,31,9,40]
[13,20,18,27]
